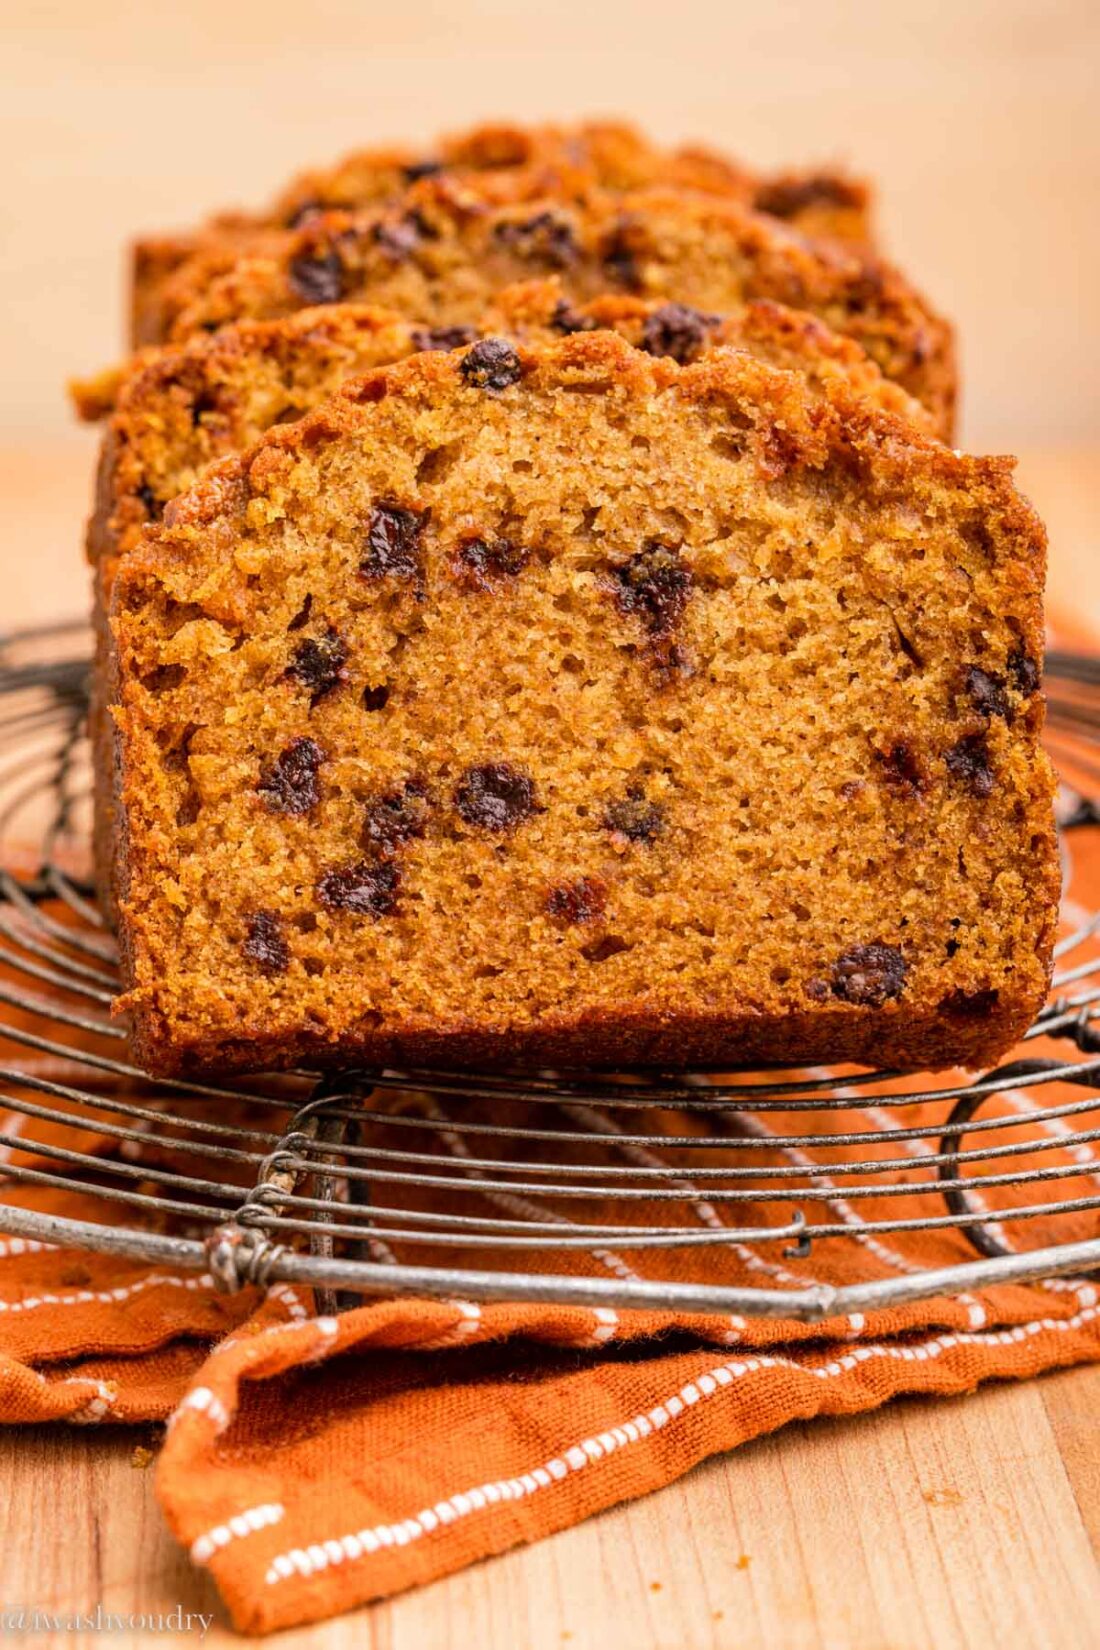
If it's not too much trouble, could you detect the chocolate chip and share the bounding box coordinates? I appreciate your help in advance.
[317,859,400,917]
[843,265,886,315]
[373,215,422,261]
[361,779,432,857]
[603,790,665,844]
[285,625,349,705]
[288,249,347,305]
[451,535,529,591]
[403,159,444,183]
[242,910,290,974]
[361,504,425,579]
[754,174,856,219]
[459,338,523,391]
[829,942,907,1007]
[963,665,1010,720]
[493,211,577,269]
[411,324,480,352]
[455,763,537,831]
[610,543,692,637]
[136,482,161,521]
[640,303,718,365]
[257,737,325,816]
[945,733,995,797]
[550,300,598,335]
[938,987,1000,1019]
[1007,648,1041,696]
[874,740,927,795]
[602,223,642,290]
[546,876,608,926]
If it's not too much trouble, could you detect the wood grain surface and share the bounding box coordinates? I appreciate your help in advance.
[1,1371,1098,1649]
[0,441,1096,1644]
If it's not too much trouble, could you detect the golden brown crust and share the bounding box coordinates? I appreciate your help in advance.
[129,121,872,346]
[148,183,953,435]
[111,333,1056,1077]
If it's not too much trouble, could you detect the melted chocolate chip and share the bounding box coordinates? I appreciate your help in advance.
[361,779,432,857]
[640,303,718,365]
[546,876,608,926]
[242,910,290,974]
[1007,648,1041,696]
[373,215,422,261]
[610,543,692,637]
[603,791,665,844]
[945,733,995,798]
[317,859,400,917]
[285,626,349,705]
[875,740,927,795]
[829,942,907,1007]
[136,482,161,521]
[843,265,886,315]
[411,324,480,353]
[403,159,444,183]
[455,763,537,831]
[963,665,1010,720]
[549,299,598,335]
[493,211,577,269]
[602,223,642,290]
[288,249,347,305]
[451,535,529,591]
[361,504,425,580]
[257,737,325,816]
[459,338,523,391]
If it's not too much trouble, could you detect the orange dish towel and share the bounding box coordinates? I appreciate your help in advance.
[0,754,1098,1634]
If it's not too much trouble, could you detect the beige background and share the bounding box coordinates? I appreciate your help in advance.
[2,0,1098,450]
[2,8,1100,1642]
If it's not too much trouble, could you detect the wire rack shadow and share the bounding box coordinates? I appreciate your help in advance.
[2,621,1100,1323]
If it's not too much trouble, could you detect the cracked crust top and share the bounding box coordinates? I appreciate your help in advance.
[147,181,954,436]
[129,119,872,346]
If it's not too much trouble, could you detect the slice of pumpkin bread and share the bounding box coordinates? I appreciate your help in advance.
[130,120,870,345]
[110,332,1056,1077]
[151,184,954,434]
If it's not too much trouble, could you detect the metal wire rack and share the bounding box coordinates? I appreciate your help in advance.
[2,620,1100,1322]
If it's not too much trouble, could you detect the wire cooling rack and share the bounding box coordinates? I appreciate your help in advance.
[2,620,1100,1322]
